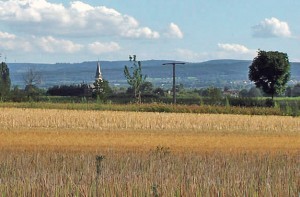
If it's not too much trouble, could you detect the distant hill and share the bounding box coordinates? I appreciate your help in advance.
[8,60,300,89]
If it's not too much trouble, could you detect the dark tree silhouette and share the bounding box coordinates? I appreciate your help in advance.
[249,50,290,100]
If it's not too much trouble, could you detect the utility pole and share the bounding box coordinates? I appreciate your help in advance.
[162,62,185,104]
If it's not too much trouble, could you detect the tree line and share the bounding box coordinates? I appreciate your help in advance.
[0,50,294,106]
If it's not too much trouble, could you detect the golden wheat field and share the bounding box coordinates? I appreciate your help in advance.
[0,107,299,196]
[0,108,299,152]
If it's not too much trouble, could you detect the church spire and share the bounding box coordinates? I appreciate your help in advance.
[95,61,103,81]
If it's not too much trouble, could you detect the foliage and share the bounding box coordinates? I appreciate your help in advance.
[199,87,222,104]
[199,87,222,99]
[228,97,266,107]
[23,67,42,100]
[9,86,26,102]
[265,98,275,107]
[124,55,147,103]
[248,87,262,97]
[285,86,292,97]
[0,62,11,99]
[153,87,165,96]
[285,83,300,97]
[23,67,42,88]
[0,101,283,116]
[24,84,41,100]
[140,81,153,94]
[93,79,112,101]
[47,83,92,97]
[249,50,290,99]
[239,87,262,98]
[239,89,248,97]
[175,83,184,92]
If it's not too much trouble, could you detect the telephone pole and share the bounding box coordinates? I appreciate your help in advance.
[162,62,185,104]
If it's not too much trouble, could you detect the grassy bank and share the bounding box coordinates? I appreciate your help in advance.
[0,101,284,116]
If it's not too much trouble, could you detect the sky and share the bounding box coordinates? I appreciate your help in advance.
[0,0,299,63]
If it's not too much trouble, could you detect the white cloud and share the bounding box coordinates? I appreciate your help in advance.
[0,0,159,39]
[1,40,21,51]
[252,17,291,38]
[217,43,256,59]
[1,40,32,52]
[121,27,160,39]
[0,31,16,39]
[165,23,183,39]
[218,43,250,54]
[70,1,94,12]
[0,31,32,51]
[88,41,121,55]
[0,32,83,53]
[0,0,66,22]
[0,30,121,55]
[34,36,83,53]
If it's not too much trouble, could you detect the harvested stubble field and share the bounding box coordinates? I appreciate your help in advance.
[0,107,299,196]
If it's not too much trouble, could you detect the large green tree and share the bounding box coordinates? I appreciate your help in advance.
[0,62,11,99]
[249,50,290,100]
[124,55,146,103]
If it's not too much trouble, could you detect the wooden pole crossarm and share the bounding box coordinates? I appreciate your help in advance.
[162,62,185,104]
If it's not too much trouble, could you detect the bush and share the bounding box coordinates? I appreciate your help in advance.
[47,84,92,97]
[265,99,275,107]
[228,97,266,107]
[9,86,26,102]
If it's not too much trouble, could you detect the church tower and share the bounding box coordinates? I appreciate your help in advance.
[95,61,103,81]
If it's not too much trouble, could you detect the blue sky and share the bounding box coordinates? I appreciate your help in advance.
[0,0,299,63]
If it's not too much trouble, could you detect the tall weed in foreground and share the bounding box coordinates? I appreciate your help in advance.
[0,150,298,196]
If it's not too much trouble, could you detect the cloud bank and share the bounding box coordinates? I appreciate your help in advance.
[0,0,185,61]
[0,0,160,39]
[252,17,291,38]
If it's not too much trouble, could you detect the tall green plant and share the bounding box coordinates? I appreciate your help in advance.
[93,79,112,101]
[0,62,11,99]
[124,55,146,103]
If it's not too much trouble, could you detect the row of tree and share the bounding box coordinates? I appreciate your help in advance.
[0,50,293,104]
[0,62,44,101]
